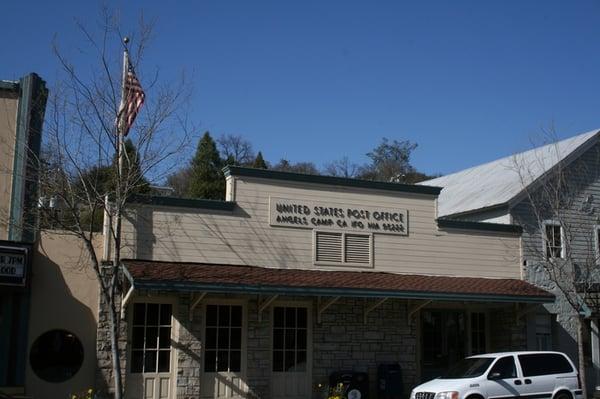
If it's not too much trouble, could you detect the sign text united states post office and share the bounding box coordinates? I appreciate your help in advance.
[269,197,408,235]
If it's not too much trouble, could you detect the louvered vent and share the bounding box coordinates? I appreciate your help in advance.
[345,234,371,264]
[315,232,343,263]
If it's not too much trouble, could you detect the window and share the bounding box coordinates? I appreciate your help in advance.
[314,231,372,266]
[535,314,552,350]
[29,329,84,383]
[273,307,308,372]
[130,303,173,373]
[488,356,517,379]
[544,221,563,259]
[204,305,242,373]
[470,312,486,355]
[518,353,573,376]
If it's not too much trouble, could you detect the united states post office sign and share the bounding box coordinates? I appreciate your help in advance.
[0,245,29,286]
[269,197,408,235]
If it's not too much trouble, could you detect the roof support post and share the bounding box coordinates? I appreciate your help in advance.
[120,265,135,320]
[364,298,388,324]
[516,303,539,323]
[408,299,432,319]
[318,296,340,323]
[189,292,207,321]
[258,294,279,322]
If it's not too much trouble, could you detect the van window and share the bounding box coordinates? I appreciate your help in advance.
[488,356,517,379]
[518,353,573,376]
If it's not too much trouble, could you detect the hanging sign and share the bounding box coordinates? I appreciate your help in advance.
[0,243,30,286]
[269,197,408,235]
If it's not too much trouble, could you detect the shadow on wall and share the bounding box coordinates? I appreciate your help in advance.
[26,233,101,398]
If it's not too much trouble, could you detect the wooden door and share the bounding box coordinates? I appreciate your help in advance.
[271,306,311,399]
[201,304,247,398]
[127,302,175,399]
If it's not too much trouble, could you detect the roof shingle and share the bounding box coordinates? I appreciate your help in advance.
[123,259,553,303]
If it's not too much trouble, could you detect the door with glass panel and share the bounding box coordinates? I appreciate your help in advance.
[127,302,175,399]
[201,304,246,398]
[271,306,311,399]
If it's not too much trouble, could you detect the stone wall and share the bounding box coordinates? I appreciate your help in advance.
[95,272,127,399]
[96,293,526,399]
[163,294,417,399]
[313,297,418,398]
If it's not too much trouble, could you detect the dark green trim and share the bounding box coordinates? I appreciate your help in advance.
[437,218,523,234]
[7,74,47,242]
[223,166,442,196]
[0,81,19,92]
[127,194,236,211]
[132,280,553,304]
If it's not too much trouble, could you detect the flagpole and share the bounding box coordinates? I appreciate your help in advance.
[119,37,129,181]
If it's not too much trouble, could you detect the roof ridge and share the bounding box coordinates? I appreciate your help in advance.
[424,128,600,184]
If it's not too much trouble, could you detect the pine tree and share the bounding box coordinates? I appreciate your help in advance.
[252,151,268,169]
[188,131,225,199]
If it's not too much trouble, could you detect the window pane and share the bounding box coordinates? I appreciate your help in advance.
[146,304,159,325]
[158,350,170,372]
[131,351,144,373]
[144,350,157,373]
[296,351,307,371]
[273,328,284,350]
[231,306,242,327]
[204,350,216,372]
[206,305,218,326]
[519,354,573,376]
[297,329,307,350]
[297,308,307,328]
[274,307,284,327]
[206,328,217,349]
[230,351,241,372]
[230,328,241,350]
[132,327,145,349]
[217,351,229,372]
[285,329,296,350]
[284,351,295,371]
[159,327,171,349]
[218,328,230,349]
[489,356,516,379]
[273,351,284,372]
[160,304,172,325]
[133,303,146,325]
[285,308,296,328]
[219,306,230,327]
[146,327,158,348]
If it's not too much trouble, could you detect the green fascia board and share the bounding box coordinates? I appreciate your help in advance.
[133,280,553,304]
[0,81,19,92]
[223,166,442,196]
[437,218,523,234]
[127,194,236,211]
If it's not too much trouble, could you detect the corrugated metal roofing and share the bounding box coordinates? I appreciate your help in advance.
[420,129,600,218]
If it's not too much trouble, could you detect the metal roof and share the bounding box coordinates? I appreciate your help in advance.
[420,129,600,218]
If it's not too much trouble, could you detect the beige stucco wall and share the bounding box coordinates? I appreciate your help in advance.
[26,231,101,399]
[0,91,19,240]
[123,176,521,279]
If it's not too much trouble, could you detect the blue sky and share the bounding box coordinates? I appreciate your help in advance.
[3,0,600,176]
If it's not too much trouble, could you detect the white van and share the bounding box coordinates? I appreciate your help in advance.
[410,351,583,399]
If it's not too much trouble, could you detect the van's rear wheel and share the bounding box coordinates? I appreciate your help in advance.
[554,391,572,399]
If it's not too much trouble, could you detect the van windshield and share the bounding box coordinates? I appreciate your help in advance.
[439,358,494,379]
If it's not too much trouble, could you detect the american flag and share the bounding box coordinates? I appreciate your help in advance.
[118,60,145,136]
